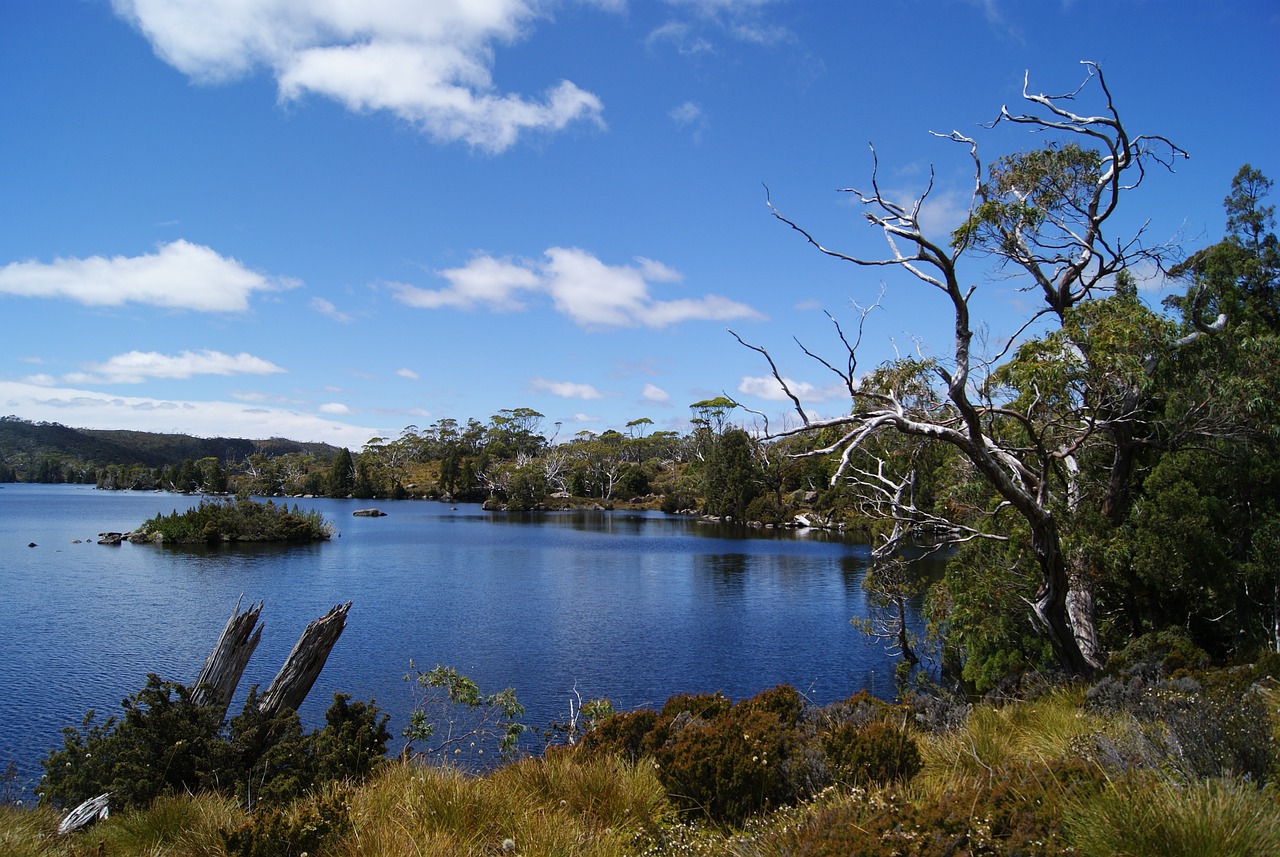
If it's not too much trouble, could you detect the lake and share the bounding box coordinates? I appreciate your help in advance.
[0,483,924,796]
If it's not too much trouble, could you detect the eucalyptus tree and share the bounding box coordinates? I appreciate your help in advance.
[740,63,1189,680]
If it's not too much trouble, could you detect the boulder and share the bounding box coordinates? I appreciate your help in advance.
[352,508,387,517]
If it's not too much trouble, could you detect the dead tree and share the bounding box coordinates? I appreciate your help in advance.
[739,62,1188,681]
[190,598,263,719]
[258,601,352,718]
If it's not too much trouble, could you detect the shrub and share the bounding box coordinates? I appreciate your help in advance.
[822,720,922,786]
[1085,668,1276,783]
[40,676,389,812]
[654,705,796,824]
[744,494,788,525]
[581,708,657,763]
[40,674,226,811]
[222,785,353,857]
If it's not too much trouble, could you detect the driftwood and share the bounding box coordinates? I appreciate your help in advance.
[191,598,264,719]
[58,792,110,835]
[258,601,352,718]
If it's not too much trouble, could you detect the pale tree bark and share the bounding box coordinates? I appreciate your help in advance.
[191,597,264,719]
[259,601,352,718]
[740,63,1187,680]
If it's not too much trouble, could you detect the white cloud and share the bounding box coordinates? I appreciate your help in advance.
[319,402,352,415]
[394,247,761,329]
[531,377,603,399]
[0,380,379,447]
[737,374,845,402]
[396,367,420,380]
[669,100,709,142]
[641,383,670,403]
[111,0,606,153]
[0,240,292,312]
[390,255,541,311]
[70,349,287,384]
[651,0,793,51]
[572,413,601,423]
[310,296,353,322]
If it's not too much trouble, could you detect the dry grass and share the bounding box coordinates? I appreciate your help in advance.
[331,751,669,856]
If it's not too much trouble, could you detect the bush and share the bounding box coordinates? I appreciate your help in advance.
[822,720,922,786]
[40,676,389,812]
[222,785,353,857]
[744,494,789,525]
[1085,667,1276,783]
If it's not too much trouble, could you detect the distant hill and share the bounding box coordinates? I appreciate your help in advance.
[0,415,341,482]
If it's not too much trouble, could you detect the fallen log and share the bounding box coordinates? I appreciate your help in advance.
[191,598,264,719]
[58,792,110,835]
[258,601,352,718]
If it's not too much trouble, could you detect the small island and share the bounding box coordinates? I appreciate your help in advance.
[131,496,335,544]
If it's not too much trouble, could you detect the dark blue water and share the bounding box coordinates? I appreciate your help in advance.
[0,483,917,795]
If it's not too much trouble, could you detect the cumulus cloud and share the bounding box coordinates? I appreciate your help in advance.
[319,402,352,414]
[641,383,670,403]
[395,367,420,380]
[0,240,292,312]
[110,0,606,152]
[531,377,603,399]
[68,349,286,384]
[737,374,845,402]
[0,380,379,447]
[390,256,541,311]
[394,247,761,329]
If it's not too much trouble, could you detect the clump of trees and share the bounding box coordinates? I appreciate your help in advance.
[137,497,333,544]
[741,61,1280,688]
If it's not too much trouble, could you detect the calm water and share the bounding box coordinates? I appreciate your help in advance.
[0,483,919,793]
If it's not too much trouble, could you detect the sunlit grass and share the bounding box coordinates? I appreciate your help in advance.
[332,751,669,856]
[918,686,1101,794]
[0,803,62,857]
[1063,775,1280,857]
[94,792,244,856]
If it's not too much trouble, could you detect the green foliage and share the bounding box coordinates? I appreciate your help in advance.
[222,786,353,857]
[39,675,389,813]
[581,685,928,827]
[39,675,226,811]
[401,663,526,764]
[138,496,333,544]
[326,447,355,497]
[933,524,1056,692]
[1084,650,1277,784]
[821,719,922,786]
[699,427,762,519]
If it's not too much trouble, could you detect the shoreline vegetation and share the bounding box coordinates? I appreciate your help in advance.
[4,639,1278,856]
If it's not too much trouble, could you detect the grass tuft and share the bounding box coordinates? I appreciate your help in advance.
[1063,775,1280,857]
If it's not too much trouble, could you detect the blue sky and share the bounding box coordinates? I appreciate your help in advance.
[2,0,1277,449]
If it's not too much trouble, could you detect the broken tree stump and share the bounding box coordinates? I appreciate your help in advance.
[191,598,264,719]
[258,601,352,718]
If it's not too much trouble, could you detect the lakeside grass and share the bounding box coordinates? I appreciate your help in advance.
[6,685,1278,857]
